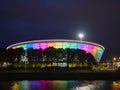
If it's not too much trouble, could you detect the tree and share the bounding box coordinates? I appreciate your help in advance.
[43,47,56,67]
[32,49,43,62]
[14,48,25,62]
[0,48,7,63]
[65,48,71,67]
[54,48,67,67]
[77,49,87,67]
[27,48,34,62]
[6,48,16,63]
[86,53,97,67]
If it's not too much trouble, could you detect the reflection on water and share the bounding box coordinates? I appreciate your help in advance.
[0,80,120,90]
[112,81,120,90]
[11,83,19,90]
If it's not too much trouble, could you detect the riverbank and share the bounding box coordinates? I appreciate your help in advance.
[0,71,120,80]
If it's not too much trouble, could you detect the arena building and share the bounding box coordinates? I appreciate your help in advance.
[7,39,105,62]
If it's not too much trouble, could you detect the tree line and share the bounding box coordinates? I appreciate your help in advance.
[0,47,97,67]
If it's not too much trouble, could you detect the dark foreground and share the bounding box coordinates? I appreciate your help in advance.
[0,71,120,80]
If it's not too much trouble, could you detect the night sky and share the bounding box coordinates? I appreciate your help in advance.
[0,0,120,60]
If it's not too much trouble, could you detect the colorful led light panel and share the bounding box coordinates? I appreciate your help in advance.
[62,42,70,49]
[55,42,62,48]
[70,43,77,49]
[33,43,40,49]
[48,42,55,47]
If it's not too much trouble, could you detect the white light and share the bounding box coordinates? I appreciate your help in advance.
[78,34,84,38]
[78,33,84,41]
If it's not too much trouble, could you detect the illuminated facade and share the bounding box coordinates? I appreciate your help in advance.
[7,39,105,62]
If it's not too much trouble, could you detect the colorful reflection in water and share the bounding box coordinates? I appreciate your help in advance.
[111,81,120,90]
[0,80,118,90]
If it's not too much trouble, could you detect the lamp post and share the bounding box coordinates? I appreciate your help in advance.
[78,33,84,49]
[78,33,85,67]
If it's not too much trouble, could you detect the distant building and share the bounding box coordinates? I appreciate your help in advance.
[7,39,105,62]
[112,57,120,69]
[99,57,120,70]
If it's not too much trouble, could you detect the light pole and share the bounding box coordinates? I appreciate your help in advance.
[78,33,85,67]
[78,33,84,49]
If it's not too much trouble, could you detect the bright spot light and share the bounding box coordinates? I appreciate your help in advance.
[78,33,84,38]
[78,33,84,41]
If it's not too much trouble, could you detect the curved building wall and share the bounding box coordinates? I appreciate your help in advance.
[7,39,105,62]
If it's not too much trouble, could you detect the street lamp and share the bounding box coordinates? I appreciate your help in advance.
[78,33,85,67]
[78,33,84,41]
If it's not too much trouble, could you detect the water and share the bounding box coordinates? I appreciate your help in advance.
[0,80,119,90]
